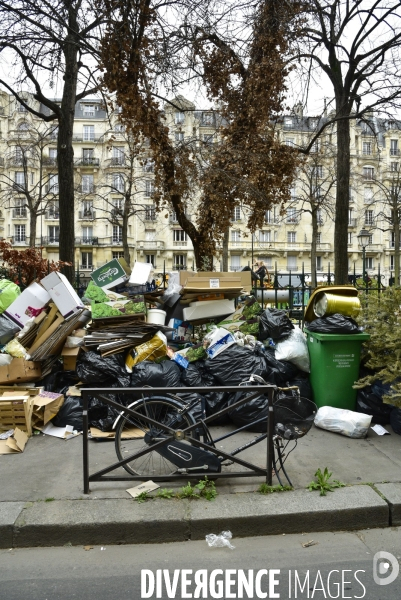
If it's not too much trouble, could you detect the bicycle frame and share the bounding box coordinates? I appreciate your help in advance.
[82,385,291,494]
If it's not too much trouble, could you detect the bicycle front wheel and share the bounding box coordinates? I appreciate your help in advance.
[115,396,197,477]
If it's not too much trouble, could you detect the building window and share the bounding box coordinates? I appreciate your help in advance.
[202,112,214,126]
[231,230,241,243]
[259,230,271,243]
[112,147,124,165]
[82,200,94,218]
[390,162,399,172]
[145,180,154,197]
[81,174,94,193]
[230,255,241,271]
[173,229,187,242]
[285,137,295,147]
[83,105,95,117]
[14,171,25,188]
[364,187,374,203]
[203,134,214,145]
[287,231,296,243]
[363,167,374,180]
[145,229,156,241]
[311,140,320,152]
[173,254,186,269]
[82,226,93,243]
[390,254,395,270]
[14,224,25,242]
[145,205,156,220]
[81,252,93,269]
[287,256,297,270]
[175,132,184,143]
[232,206,241,221]
[284,117,293,127]
[390,139,399,156]
[112,174,124,193]
[83,125,95,141]
[362,142,371,155]
[366,257,374,269]
[112,251,125,260]
[114,124,125,133]
[142,159,154,172]
[48,225,59,243]
[175,112,185,124]
[48,201,59,219]
[365,210,374,225]
[316,232,322,245]
[312,165,323,178]
[48,174,59,193]
[113,225,123,243]
[145,254,155,266]
[286,208,298,223]
[316,256,322,271]
[348,232,352,244]
[265,209,276,224]
[49,148,57,161]
[348,209,354,225]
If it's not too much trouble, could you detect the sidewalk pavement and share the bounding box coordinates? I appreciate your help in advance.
[1,423,401,548]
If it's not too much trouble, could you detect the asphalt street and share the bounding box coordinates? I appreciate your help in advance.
[0,527,400,600]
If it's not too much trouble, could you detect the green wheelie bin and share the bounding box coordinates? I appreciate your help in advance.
[305,329,370,410]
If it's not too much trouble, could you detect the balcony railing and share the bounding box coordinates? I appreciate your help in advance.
[75,157,100,167]
[76,185,96,194]
[73,134,102,142]
[45,210,59,220]
[0,157,4,167]
[110,157,125,166]
[45,185,59,194]
[390,148,400,156]
[40,236,59,245]
[80,264,94,270]
[12,208,27,218]
[11,236,26,244]
[43,157,57,167]
[75,237,99,245]
[78,210,96,220]
[173,240,188,246]
[286,217,300,224]
[286,265,298,271]
[137,240,164,250]
[348,218,357,227]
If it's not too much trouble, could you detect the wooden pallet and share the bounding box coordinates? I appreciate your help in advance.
[0,393,34,436]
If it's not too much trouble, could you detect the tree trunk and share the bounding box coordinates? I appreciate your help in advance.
[58,10,79,283]
[222,228,229,271]
[122,200,130,266]
[311,209,318,288]
[394,196,400,285]
[334,115,351,284]
[29,210,37,247]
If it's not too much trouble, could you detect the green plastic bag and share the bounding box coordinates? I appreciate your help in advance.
[0,279,21,314]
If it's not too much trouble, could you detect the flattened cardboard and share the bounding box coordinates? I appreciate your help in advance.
[0,391,33,436]
[0,427,28,454]
[91,259,128,290]
[90,426,143,439]
[179,270,252,293]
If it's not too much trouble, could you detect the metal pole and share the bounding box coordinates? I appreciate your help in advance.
[363,246,366,289]
[251,234,254,268]
[82,392,90,494]
[266,388,275,485]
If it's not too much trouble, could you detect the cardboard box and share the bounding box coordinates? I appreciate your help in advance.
[183,299,235,322]
[91,258,128,290]
[40,272,84,319]
[5,282,50,327]
[0,428,28,454]
[179,270,252,293]
[32,391,64,429]
[61,346,80,371]
[0,358,42,385]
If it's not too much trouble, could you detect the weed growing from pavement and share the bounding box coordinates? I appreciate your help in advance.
[307,467,345,496]
[258,484,293,494]
[134,477,218,503]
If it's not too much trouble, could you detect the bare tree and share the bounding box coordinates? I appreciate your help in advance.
[294,0,401,283]
[0,0,106,281]
[0,120,60,246]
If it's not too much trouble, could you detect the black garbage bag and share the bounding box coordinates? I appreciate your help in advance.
[40,367,80,393]
[181,363,203,387]
[88,396,122,432]
[227,380,269,432]
[52,396,83,430]
[259,308,294,342]
[204,345,271,387]
[305,314,361,334]
[76,351,130,386]
[0,315,21,345]
[390,407,401,435]
[287,376,313,400]
[173,391,206,423]
[263,348,299,385]
[130,360,182,388]
[192,361,230,424]
[356,387,394,425]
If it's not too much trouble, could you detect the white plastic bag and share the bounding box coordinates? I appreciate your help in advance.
[205,531,235,549]
[0,354,13,366]
[314,406,372,438]
[275,326,310,372]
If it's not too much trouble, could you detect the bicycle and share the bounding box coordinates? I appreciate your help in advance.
[111,376,317,487]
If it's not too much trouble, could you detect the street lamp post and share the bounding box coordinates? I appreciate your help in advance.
[357,228,371,288]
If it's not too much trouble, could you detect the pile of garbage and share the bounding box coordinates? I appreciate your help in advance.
[0,261,400,453]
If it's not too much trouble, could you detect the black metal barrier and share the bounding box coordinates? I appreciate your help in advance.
[81,385,279,494]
